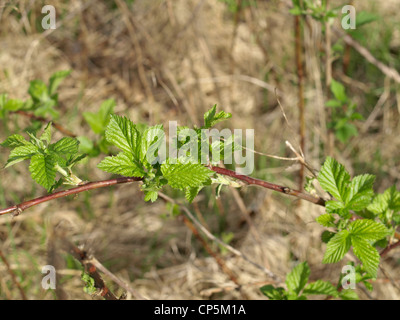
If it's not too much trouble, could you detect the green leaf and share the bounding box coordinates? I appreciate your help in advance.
[40,123,52,144]
[161,160,213,190]
[5,143,39,168]
[325,99,343,108]
[140,124,165,164]
[83,99,115,134]
[368,186,400,215]
[33,99,58,119]
[77,136,99,157]
[28,80,50,102]
[303,280,338,297]
[97,152,145,178]
[1,134,29,148]
[330,79,347,103]
[144,191,158,202]
[316,214,335,227]
[0,93,8,108]
[351,236,380,278]
[345,174,375,211]
[356,11,379,28]
[318,157,350,202]
[339,290,359,300]
[29,153,57,191]
[285,262,310,295]
[323,230,351,264]
[325,200,347,215]
[260,285,287,300]
[4,99,24,111]
[50,137,79,154]
[321,231,335,244]
[335,123,358,143]
[204,105,232,128]
[48,70,71,96]
[81,272,97,295]
[348,219,388,242]
[185,186,202,203]
[105,114,140,156]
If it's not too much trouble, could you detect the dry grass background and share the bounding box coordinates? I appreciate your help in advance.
[0,0,399,300]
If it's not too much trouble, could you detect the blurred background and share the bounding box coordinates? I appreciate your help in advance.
[0,0,399,299]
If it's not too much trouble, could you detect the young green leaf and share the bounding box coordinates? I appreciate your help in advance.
[339,289,359,300]
[323,230,351,264]
[345,174,375,211]
[97,152,145,177]
[285,262,310,296]
[260,285,287,300]
[29,80,49,102]
[330,79,347,102]
[1,134,29,148]
[3,99,24,111]
[318,157,350,203]
[161,160,213,190]
[303,280,338,297]
[204,105,232,128]
[29,153,57,191]
[5,144,39,168]
[83,99,115,134]
[50,137,79,154]
[325,200,346,215]
[348,219,389,242]
[40,123,53,144]
[139,124,165,164]
[48,70,71,96]
[105,114,140,156]
[144,191,158,202]
[351,236,380,278]
[316,214,335,228]
[185,186,203,203]
[368,186,400,215]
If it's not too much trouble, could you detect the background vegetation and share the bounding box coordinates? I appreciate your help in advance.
[0,0,399,299]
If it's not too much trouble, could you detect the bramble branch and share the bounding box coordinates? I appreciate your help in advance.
[0,166,325,217]
[10,110,77,138]
[210,166,326,206]
[0,177,142,216]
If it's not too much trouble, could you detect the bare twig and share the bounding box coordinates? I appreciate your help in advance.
[88,257,147,300]
[10,110,76,138]
[64,241,118,300]
[334,28,400,84]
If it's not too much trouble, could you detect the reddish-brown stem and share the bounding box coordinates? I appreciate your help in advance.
[380,240,400,258]
[64,240,118,300]
[0,177,142,216]
[0,167,325,217]
[10,110,77,138]
[210,166,326,206]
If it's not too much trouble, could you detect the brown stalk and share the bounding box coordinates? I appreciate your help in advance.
[294,7,306,191]
[10,110,76,138]
[380,240,400,258]
[0,167,324,217]
[0,177,142,216]
[64,241,118,300]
